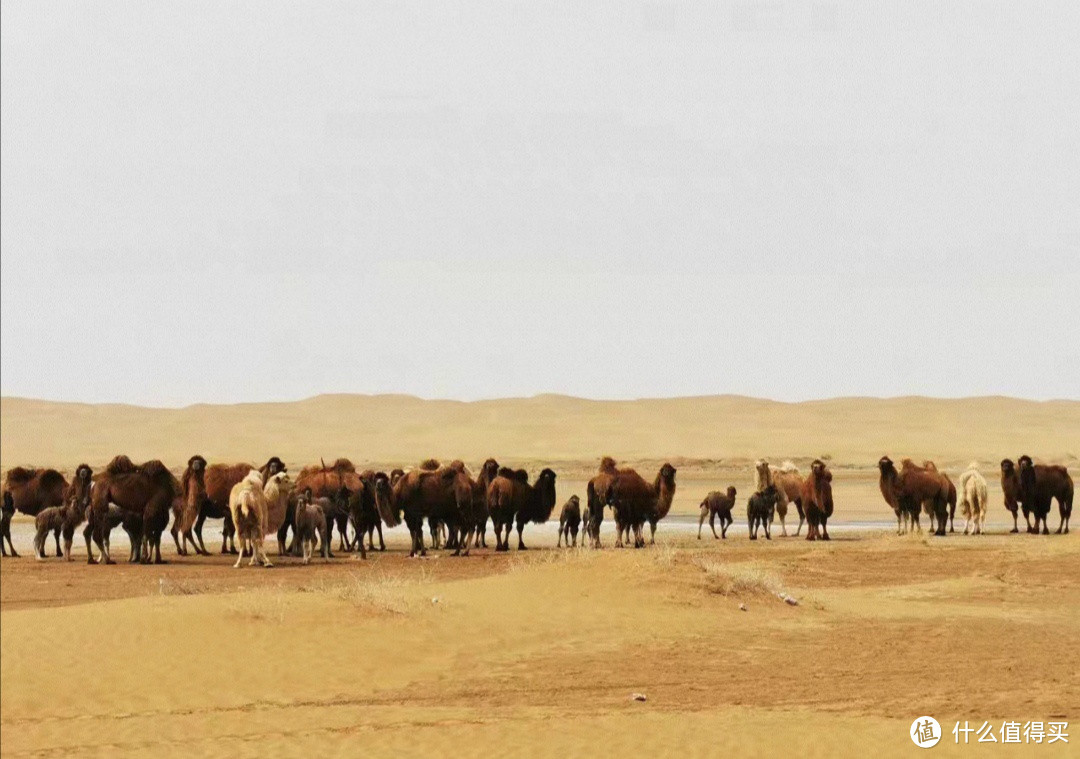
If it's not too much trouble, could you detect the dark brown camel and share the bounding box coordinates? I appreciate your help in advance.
[2,466,69,557]
[487,467,558,551]
[373,460,470,557]
[1018,455,1073,534]
[89,456,179,564]
[1000,459,1030,533]
[800,459,834,540]
[604,464,677,548]
[699,486,737,539]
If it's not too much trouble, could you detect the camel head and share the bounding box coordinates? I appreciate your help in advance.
[754,460,772,492]
[390,468,405,486]
[264,457,285,476]
[599,456,617,474]
[1018,455,1036,491]
[372,473,402,526]
[878,456,896,477]
[481,458,499,482]
[655,464,677,500]
[1000,459,1016,475]
[727,485,738,498]
[75,464,93,483]
[535,468,557,507]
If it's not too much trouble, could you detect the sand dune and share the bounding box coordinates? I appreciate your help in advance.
[2,394,1077,471]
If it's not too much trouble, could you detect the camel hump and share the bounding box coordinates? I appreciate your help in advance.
[331,458,355,472]
[498,467,529,483]
[4,467,38,484]
[419,458,440,471]
[105,455,138,475]
[599,456,618,473]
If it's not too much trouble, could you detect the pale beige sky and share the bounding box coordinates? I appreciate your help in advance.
[2,1,1077,406]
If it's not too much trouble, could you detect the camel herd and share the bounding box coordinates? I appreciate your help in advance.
[0,453,1073,565]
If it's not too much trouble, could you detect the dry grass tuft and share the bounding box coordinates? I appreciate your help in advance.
[226,587,288,623]
[694,558,784,597]
[305,568,433,615]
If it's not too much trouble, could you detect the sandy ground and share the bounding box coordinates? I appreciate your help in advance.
[3,526,1078,758]
[2,394,1078,757]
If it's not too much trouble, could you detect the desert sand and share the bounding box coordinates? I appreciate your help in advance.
[2,394,1078,758]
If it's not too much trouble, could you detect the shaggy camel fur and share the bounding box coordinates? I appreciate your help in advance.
[585,457,620,548]
[747,486,776,540]
[699,486,737,539]
[471,458,499,549]
[487,468,558,551]
[604,464,677,548]
[89,456,178,564]
[801,460,834,540]
[918,461,957,533]
[293,489,330,564]
[1018,455,1073,534]
[2,466,69,557]
[878,456,948,535]
[263,471,292,539]
[958,462,989,535]
[228,470,273,568]
[756,460,807,537]
[999,459,1030,533]
[558,495,581,547]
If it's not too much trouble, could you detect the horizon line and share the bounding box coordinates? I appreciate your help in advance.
[2,391,1078,412]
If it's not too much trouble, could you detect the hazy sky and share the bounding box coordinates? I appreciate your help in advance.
[2,1,1077,406]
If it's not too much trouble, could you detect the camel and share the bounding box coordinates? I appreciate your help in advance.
[1018,455,1073,535]
[918,461,957,533]
[801,459,834,540]
[604,464,677,548]
[89,456,179,564]
[228,470,273,568]
[471,458,499,549]
[2,466,70,557]
[344,470,380,555]
[698,487,737,539]
[585,457,620,548]
[958,462,989,535]
[171,455,209,556]
[294,459,367,551]
[747,486,776,540]
[374,460,473,557]
[183,457,285,556]
[558,495,582,547]
[293,489,330,564]
[755,460,805,537]
[878,456,948,537]
[29,465,94,561]
[999,459,1030,533]
[487,467,558,551]
[263,471,292,540]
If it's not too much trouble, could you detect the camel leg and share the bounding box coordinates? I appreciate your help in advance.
[779,512,788,537]
[711,513,721,540]
[516,521,527,551]
[53,529,62,557]
[649,521,657,545]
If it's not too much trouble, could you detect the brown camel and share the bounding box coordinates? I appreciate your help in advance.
[89,456,179,564]
[699,486,737,539]
[374,460,472,557]
[558,495,582,547]
[294,459,366,551]
[487,467,558,551]
[1000,459,1031,533]
[2,466,70,557]
[1018,455,1073,534]
[918,461,957,533]
[171,455,209,556]
[32,465,94,560]
[604,464,677,548]
[345,470,382,554]
[801,459,834,540]
[585,457,620,548]
[878,456,948,536]
[747,486,777,540]
[187,457,284,555]
[471,458,499,548]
